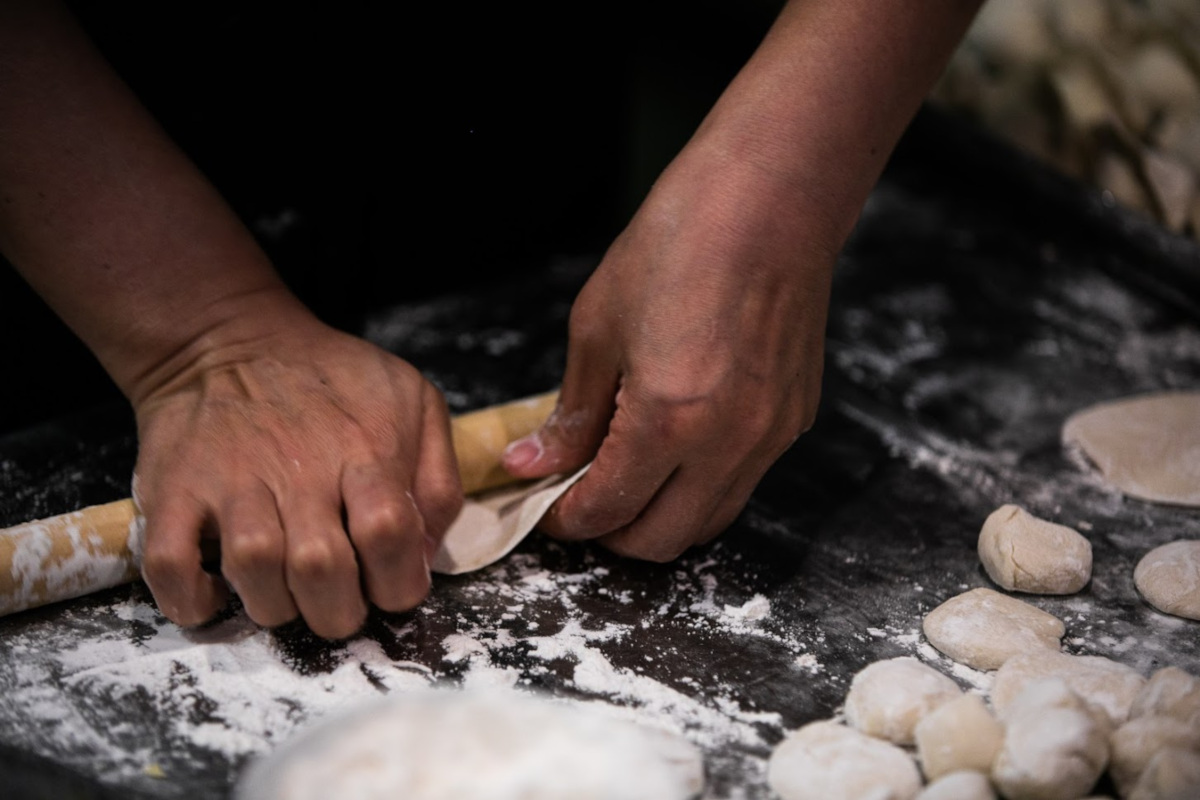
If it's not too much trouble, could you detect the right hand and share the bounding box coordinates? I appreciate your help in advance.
[131,305,462,639]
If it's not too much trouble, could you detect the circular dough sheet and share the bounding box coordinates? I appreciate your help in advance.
[236,688,705,800]
[1062,391,1200,507]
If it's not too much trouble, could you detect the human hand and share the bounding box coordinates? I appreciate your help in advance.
[131,305,462,639]
[501,141,837,561]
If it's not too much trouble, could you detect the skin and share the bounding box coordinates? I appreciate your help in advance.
[1,0,982,637]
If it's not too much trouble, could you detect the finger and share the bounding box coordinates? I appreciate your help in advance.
[412,384,463,551]
[279,490,367,640]
[694,435,796,545]
[537,395,678,542]
[502,302,620,479]
[217,480,298,628]
[342,461,430,613]
[140,492,230,627]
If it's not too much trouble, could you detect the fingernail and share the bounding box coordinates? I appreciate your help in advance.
[502,435,543,470]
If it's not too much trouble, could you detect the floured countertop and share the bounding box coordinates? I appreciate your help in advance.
[1,112,1199,798]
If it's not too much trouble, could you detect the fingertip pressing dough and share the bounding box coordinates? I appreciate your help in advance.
[1130,666,1200,724]
[991,651,1146,728]
[844,657,963,746]
[1127,747,1200,800]
[991,681,1110,800]
[922,587,1065,670]
[767,720,922,800]
[977,505,1092,594]
[1062,391,1200,507]
[914,770,996,800]
[1109,715,1200,798]
[1133,540,1200,621]
[236,688,705,800]
[914,693,1004,781]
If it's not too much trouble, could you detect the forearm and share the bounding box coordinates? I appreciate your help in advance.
[0,0,303,404]
[688,0,984,249]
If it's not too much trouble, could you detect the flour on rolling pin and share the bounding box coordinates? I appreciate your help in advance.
[0,499,143,616]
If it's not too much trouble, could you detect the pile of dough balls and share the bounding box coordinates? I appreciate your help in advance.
[767,504,1200,800]
[932,0,1200,237]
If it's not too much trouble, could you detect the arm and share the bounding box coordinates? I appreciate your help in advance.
[0,0,462,637]
[503,0,984,557]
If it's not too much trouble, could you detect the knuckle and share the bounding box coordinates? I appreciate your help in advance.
[288,539,343,582]
[357,500,413,541]
[222,532,282,577]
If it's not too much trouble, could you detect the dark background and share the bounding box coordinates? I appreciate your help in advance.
[0,1,784,435]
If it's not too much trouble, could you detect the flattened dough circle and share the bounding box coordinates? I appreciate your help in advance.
[1062,391,1200,506]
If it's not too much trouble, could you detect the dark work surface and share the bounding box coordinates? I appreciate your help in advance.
[1,112,1199,798]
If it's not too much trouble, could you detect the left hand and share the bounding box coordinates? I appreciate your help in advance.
[502,138,837,561]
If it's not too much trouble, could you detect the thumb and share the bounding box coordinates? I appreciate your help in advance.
[502,334,619,480]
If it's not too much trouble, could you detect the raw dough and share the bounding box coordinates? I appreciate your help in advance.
[236,688,704,800]
[922,587,1065,670]
[991,651,1146,728]
[1133,540,1200,621]
[914,771,996,800]
[991,680,1110,800]
[1130,667,1200,725]
[914,693,1004,781]
[1062,391,1200,507]
[1128,747,1200,800]
[977,505,1092,594]
[844,657,962,745]
[431,467,588,575]
[767,720,921,800]
[1109,715,1200,797]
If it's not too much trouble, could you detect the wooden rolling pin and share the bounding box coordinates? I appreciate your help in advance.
[0,391,558,618]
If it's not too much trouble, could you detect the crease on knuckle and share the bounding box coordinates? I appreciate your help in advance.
[288,539,344,582]
[222,532,282,581]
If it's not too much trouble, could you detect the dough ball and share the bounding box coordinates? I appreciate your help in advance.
[236,689,705,800]
[992,651,1146,728]
[1127,747,1200,800]
[1130,667,1200,725]
[844,657,963,745]
[915,770,996,800]
[1062,392,1200,507]
[922,587,1065,670]
[1109,715,1200,798]
[767,720,921,800]
[1133,540,1200,621]
[977,505,1092,594]
[914,693,1004,781]
[992,707,1108,800]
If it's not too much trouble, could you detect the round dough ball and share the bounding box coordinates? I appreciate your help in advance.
[1128,747,1200,800]
[844,657,963,745]
[1001,678,1111,732]
[1131,667,1200,724]
[922,588,1065,670]
[915,771,995,800]
[977,505,1092,594]
[914,693,1004,781]
[1134,540,1200,621]
[1062,392,1200,507]
[1110,715,1200,798]
[236,689,705,800]
[767,720,921,800]
[992,651,1146,728]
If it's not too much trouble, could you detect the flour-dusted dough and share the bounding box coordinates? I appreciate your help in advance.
[977,505,1092,594]
[1109,715,1200,797]
[1133,540,1200,621]
[1130,667,1200,724]
[991,651,1146,728]
[1062,391,1200,507]
[991,680,1110,800]
[914,693,1004,781]
[1128,747,1200,800]
[922,587,1065,670]
[767,720,921,800]
[431,467,588,575]
[237,688,704,800]
[844,657,962,745]
[914,771,995,800]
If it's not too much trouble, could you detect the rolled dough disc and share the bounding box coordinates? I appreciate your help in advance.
[236,688,705,800]
[1062,391,1200,507]
[431,466,588,575]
